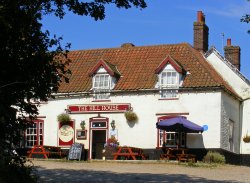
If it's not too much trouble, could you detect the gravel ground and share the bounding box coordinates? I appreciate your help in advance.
[32,160,250,183]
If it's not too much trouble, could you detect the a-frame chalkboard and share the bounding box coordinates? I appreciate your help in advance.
[68,143,84,161]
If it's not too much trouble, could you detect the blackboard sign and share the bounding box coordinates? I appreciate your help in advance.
[68,143,84,161]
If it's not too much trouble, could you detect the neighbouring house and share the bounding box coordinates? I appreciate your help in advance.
[22,11,250,165]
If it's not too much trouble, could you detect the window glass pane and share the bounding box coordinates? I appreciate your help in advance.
[160,131,186,147]
[161,72,166,85]
[167,72,172,84]
[172,72,176,84]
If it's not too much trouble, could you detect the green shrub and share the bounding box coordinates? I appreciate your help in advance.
[203,151,225,164]
[57,113,71,125]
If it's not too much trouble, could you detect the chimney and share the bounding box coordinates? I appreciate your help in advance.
[193,11,209,53]
[224,38,241,70]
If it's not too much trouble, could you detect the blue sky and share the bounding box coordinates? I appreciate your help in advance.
[42,0,250,79]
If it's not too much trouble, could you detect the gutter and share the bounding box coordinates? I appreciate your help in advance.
[51,86,224,98]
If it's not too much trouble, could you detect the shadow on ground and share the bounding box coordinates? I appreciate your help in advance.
[35,166,239,183]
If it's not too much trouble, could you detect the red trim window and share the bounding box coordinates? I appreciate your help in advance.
[25,119,44,147]
[157,116,186,148]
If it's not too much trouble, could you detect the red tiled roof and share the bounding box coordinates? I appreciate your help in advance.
[58,43,238,97]
[88,59,120,77]
[155,55,184,74]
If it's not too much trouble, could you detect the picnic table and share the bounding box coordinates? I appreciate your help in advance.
[27,145,67,159]
[160,147,196,162]
[112,146,147,160]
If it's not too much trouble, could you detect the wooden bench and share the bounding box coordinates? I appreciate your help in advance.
[27,145,67,159]
[160,148,176,161]
[45,146,67,158]
[112,152,139,160]
[160,153,176,160]
[177,154,196,162]
[112,146,147,160]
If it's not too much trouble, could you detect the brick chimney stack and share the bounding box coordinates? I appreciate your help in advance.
[224,38,241,70]
[193,11,209,53]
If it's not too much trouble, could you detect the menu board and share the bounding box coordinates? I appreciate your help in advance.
[68,143,84,161]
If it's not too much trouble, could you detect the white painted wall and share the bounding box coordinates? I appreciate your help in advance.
[180,92,221,149]
[206,52,249,99]
[241,99,250,154]
[37,91,223,151]
[206,50,250,154]
[221,93,240,153]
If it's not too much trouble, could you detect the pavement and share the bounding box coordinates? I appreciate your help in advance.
[32,159,250,183]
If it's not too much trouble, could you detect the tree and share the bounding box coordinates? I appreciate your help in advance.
[241,0,250,33]
[0,0,147,182]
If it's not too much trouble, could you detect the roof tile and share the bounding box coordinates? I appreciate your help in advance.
[58,43,238,97]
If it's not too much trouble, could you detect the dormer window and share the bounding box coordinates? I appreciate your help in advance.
[160,70,178,87]
[93,74,110,89]
[93,73,112,100]
[89,59,120,101]
[159,69,179,98]
[155,56,184,99]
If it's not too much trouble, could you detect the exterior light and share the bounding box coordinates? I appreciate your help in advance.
[65,108,71,114]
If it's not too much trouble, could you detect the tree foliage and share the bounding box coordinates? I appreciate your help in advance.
[241,0,250,33]
[0,0,146,182]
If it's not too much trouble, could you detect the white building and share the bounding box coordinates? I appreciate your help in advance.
[24,11,250,164]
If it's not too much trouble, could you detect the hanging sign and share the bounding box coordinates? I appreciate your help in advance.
[58,121,74,146]
[68,103,131,114]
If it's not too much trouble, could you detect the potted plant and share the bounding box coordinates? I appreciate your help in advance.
[124,110,138,122]
[57,113,71,125]
[103,136,119,160]
[80,120,86,130]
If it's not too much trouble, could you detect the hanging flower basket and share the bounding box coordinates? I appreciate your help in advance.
[57,113,71,125]
[243,135,250,143]
[243,130,250,143]
[124,110,138,122]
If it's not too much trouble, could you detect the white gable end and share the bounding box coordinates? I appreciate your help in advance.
[205,48,250,99]
[96,66,107,73]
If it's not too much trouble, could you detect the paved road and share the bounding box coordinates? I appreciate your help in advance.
[33,160,250,183]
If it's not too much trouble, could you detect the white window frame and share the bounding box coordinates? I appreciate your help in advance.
[92,73,111,100]
[160,70,178,87]
[158,130,186,148]
[159,69,179,99]
[25,121,44,147]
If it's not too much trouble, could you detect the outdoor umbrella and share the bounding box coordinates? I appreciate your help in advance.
[156,116,204,133]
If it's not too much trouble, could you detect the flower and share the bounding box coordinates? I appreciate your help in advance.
[104,136,119,147]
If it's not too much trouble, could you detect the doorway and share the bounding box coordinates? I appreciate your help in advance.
[91,130,106,159]
[89,116,109,159]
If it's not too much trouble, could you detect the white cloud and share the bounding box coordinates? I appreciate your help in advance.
[206,3,250,18]
[178,1,250,18]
